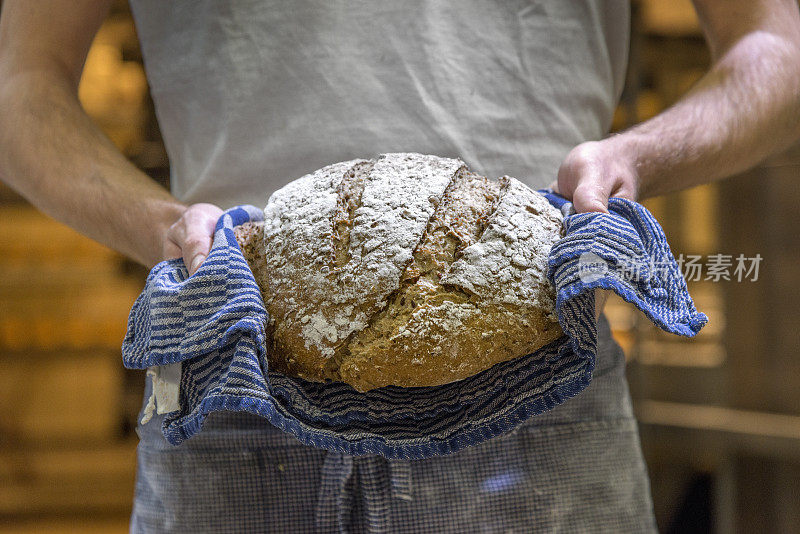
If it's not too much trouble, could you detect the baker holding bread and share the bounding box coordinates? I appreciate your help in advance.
[2,1,799,532]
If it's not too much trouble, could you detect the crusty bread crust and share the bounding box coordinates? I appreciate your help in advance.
[235,153,564,391]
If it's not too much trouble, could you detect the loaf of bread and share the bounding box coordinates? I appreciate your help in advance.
[234,153,565,392]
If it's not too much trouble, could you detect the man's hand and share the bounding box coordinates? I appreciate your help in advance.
[548,0,800,318]
[549,139,640,213]
[162,203,223,275]
[548,141,637,318]
[551,0,800,214]
[0,0,189,268]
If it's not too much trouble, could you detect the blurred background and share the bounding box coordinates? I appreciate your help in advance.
[1,1,799,532]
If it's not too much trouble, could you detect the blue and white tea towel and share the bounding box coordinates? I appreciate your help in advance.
[122,192,706,460]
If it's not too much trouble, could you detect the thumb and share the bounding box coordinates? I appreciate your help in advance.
[188,253,207,275]
[572,183,610,214]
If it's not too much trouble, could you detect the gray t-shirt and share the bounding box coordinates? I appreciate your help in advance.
[130,0,629,209]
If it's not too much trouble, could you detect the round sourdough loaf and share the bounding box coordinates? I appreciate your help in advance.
[234,153,565,392]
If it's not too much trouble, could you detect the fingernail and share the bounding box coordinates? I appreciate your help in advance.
[189,255,205,273]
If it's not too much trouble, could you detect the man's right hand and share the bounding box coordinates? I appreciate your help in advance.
[0,0,194,269]
[162,203,224,275]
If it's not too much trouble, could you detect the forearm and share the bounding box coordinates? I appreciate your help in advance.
[0,65,186,267]
[615,29,800,199]
[555,1,800,213]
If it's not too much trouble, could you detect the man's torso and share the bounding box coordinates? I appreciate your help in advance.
[129,0,629,208]
[126,3,656,531]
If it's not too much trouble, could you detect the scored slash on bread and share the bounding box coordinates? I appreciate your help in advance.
[234,153,565,391]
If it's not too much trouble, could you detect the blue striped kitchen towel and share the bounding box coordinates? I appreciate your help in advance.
[121,193,707,459]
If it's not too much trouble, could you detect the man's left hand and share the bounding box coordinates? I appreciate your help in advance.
[549,139,638,319]
[548,138,639,213]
